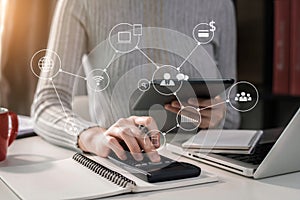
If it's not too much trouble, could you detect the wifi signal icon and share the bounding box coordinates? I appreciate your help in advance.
[93,76,104,86]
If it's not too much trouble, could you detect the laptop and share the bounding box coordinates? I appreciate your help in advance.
[167,108,300,179]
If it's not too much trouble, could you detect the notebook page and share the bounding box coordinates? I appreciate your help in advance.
[0,158,129,200]
[91,155,218,193]
[17,115,33,134]
[132,171,218,193]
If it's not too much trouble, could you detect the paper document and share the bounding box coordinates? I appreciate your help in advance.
[17,115,34,136]
[182,129,262,150]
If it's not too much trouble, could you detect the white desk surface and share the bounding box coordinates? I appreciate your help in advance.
[1,136,300,200]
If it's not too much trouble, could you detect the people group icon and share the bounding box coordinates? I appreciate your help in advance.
[160,73,175,86]
[159,72,189,87]
[235,92,252,102]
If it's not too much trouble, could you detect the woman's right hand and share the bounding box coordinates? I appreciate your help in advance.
[78,116,161,162]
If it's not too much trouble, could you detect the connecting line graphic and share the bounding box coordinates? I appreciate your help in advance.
[104,53,117,70]
[164,125,178,134]
[51,80,69,119]
[59,69,87,80]
[173,93,184,108]
[177,44,199,70]
[136,47,160,69]
[198,100,229,111]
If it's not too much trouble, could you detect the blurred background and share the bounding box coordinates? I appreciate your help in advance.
[0,0,299,129]
[0,0,56,114]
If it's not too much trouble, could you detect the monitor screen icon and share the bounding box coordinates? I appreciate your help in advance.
[118,31,131,43]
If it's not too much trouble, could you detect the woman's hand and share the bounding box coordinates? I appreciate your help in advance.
[164,95,226,129]
[78,116,161,162]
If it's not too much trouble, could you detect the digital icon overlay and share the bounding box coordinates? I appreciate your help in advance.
[31,21,260,154]
[228,81,259,112]
[235,92,252,102]
[30,49,61,79]
[87,69,110,92]
[143,130,166,151]
[138,79,150,92]
[193,20,216,45]
[38,56,54,72]
[64,117,81,136]
[109,23,142,53]
[176,106,201,131]
[152,65,182,96]
[160,73,175,87]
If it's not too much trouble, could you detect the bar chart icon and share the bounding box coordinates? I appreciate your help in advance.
[181,115,199,123]
[176,106,201,131]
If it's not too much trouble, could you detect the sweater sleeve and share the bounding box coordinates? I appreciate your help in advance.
[217,0,241,129]
[31,0,97,151]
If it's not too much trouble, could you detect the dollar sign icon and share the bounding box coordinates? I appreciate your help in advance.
[209,20,216,32]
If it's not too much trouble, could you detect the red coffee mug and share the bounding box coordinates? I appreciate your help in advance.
[0,107,18,161]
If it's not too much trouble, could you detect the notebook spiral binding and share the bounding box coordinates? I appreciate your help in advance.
[73,153,136,188]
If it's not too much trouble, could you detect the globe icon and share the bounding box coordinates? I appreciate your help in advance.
[38,56,54,72]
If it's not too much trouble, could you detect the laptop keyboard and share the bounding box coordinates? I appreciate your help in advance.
[218,143,274,165]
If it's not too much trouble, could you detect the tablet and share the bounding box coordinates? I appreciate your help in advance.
[132,78,234,110]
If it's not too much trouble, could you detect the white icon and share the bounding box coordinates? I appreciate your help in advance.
[68,124,78,133]
[150,134,159,146]
[198,29,209,38]
[138,79,150,92]
[193,20,216,45]
[160,73,175,86]
[109,23,143,53]
[93,76,104,86]
[38,56,54,72]
[176,73,189,81]
[31,49,61,79]
[181,115,199,123]
[197,20,216,38]
[118,31,131,43]
[176,106,201,131]
[117,24,142,44]
[209,20,216,32]
[64,118,80,136]
[144,130,166,151]
[141,82,148,88]
[228,81,259,112]
[133,24,142,36]
[235,92,252,102]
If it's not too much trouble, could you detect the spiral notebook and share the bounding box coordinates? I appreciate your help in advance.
[0,153,218,200]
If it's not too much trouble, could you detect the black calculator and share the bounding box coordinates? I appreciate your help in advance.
[108,147,201,183]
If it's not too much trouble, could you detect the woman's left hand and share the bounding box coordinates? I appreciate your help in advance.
[164,95,226,129]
